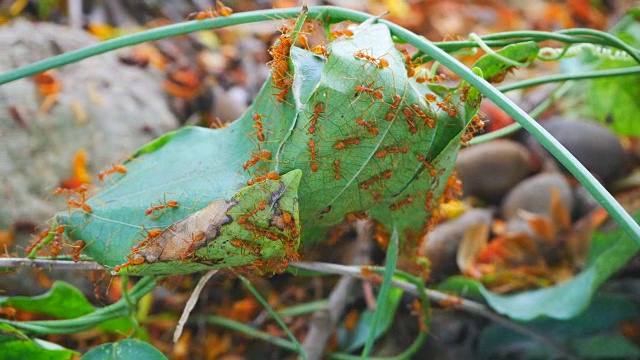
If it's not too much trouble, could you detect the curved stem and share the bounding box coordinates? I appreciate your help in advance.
[2,7,639,85]
[375,16,640,246]
[238,274,307,360]
[497,66,640,93]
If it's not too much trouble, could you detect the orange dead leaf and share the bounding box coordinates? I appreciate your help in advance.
[456,222,489,275]
[343,308,360,331]
[0,230,15,248]
[60,149,91,189]
[171,328,191,360]
[228,297,259,323]
[550,187,572,232]
[205,333,233,360]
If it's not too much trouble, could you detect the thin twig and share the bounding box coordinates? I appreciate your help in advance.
[0,258,104,271]
[301,220,373,360]
[173,269,219,343]
[290,261,577,360]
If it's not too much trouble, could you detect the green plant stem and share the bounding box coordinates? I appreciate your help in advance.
[0,276,158,335]
[0,258,104,270]
[470,81,574,145]
[27,221,58,259]
[375,15,640,246]
[558,28,640,63]
[291,261,575,359]
[361,229,399,359]
[497,66,640,92]
[203,313,426,360]
[468,66,640,145]
[3,7,639,85]
[277,299,328,317]
[328,333,427,360]
[204,315,299,351]
[238,274,307,360]
[0,2,635,286]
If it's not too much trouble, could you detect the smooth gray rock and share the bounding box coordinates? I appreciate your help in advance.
[455,140,537,203]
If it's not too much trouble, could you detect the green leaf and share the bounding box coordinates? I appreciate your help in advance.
[0,281,137,335]
[56,20,479,275]
[0,281,94,319]
[586,17,640,136]
[339,286,403,353]
[438,213,640,320]
[588,58,640,136]
[477,295,640,359]
[472,41,540,82]
[360,229,399,358]
[81,339,167,360]
[0,324,78,360]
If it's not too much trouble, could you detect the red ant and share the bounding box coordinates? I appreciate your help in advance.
[25,229,51,255]
[331,29,354,38]
[54,185,92,213]
[247,171,280,186]
[411,104,435,128]
[355,83,384,100]
[114,255,145,272]
[400,48,415,77]
[389,195,414,211]
[333,137,360,150]
[230,238,244,249]
[353,49,389,68]
[309,139,319,173]
[98,163,127,181]
[402,107,418,134]
[356,117,379,136]
[145,197,179,216]
[180,231,206,260]
[130,228,162,253]
[243,150,271,171]
[33,70,61,113]
[252,114,266,142]
[308,102,323,135]
[312,45,329,58]
[359,170,393,190]
[186,1,233,20]
[334,160,341,180]
[268,32,294,103]
[374,145,408,159]
[70,240,85,263]
[416,155,439,177]
[384,94,402,121]
[68,199,92,214]
[237,201,267,225]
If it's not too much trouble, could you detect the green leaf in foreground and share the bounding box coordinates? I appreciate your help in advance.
[360,229,399,358]
[81,339,166,360]
[588,58,640,136]
[0,324,78,360]
[586,16,640,136]
[438,213,640,320]
[56,19,479,275]
[339,286,403,353]
[0,281,136,335]
[0,281,94,320]
[477,295,640,359]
